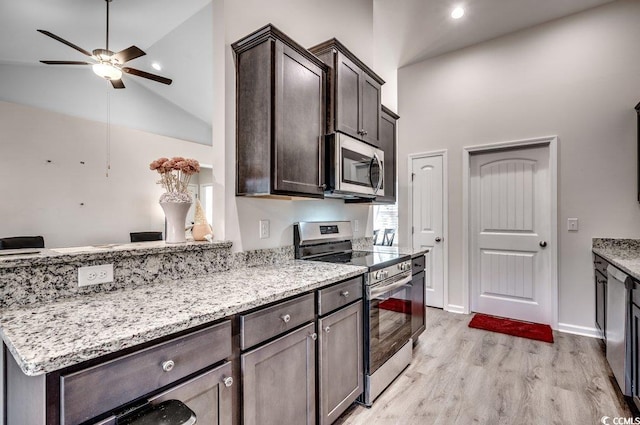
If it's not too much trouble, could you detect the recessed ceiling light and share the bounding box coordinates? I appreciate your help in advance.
[151,62,162,71]
[451,6,465,19]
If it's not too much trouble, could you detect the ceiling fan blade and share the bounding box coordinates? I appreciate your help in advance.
[37,30,92,57]
[110,79,125,89]
[40,60,92,65]
[113,46,146,64]
[122,67,172,85]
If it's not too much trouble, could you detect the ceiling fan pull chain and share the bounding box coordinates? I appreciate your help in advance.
[106,85,111,178]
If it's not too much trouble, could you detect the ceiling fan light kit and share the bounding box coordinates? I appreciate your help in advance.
[37,0,172,89]
[92,63,122,80]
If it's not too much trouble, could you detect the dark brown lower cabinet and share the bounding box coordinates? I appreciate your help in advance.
[595,271,607,339]
[410,271,426,343]
[632,302,640,407]
[241,323,317,425]
[148,362,233,425]
[318,301,363,425]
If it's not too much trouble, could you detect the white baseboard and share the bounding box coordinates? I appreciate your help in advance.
[444,304,466,314]
[557,322,601,338]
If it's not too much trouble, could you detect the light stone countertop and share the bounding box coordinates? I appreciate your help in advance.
[592,238,640,281]
[0,240,233,268]
[362,245,430,258]
[0,260,366,376]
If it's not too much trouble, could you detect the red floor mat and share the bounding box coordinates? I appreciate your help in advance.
[469,313,554,343]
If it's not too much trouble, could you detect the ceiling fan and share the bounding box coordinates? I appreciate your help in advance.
[37,0,172,89]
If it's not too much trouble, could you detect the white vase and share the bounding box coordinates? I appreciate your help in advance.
[160,201,192,244]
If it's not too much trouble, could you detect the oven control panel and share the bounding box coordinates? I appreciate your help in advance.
[369,260,412,284]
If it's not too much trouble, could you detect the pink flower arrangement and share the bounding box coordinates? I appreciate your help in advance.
[150,156,201,203]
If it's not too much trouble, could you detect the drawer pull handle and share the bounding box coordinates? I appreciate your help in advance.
[595,260,603,265]
[310,332,318,341]
[223,376,234,388]
[281,314,291,323]
[325,326,331,333]
[340,291,350,298]
[162,360,175,372]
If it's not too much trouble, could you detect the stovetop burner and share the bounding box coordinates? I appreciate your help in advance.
[310,250,410,271]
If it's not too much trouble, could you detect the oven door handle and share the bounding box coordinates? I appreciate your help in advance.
[369,273,412,299]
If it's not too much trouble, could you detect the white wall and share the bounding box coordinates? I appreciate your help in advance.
[397,0,640,330]
[0,101,212,248]
[215,0,375,251]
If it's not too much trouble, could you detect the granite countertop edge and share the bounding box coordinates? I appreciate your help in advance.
[0,261,367,376]
[360,246,429,258]
[0,240,234,269]
[592,247,640,281]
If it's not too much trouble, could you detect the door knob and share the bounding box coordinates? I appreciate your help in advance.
[435,237,442,243]
[540,241,547,248]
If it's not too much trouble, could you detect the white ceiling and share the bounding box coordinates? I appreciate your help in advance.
[0,0,212,128]
[375,0,617,68]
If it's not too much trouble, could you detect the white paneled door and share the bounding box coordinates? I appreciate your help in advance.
[470,144,552,324]
[412,155,444,308]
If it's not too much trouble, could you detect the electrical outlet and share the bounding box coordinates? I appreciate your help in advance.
[259,219,270,239]
[78,264,114,287]
[567,218,579,232]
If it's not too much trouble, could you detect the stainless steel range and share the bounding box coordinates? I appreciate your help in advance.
[294,221,412,406]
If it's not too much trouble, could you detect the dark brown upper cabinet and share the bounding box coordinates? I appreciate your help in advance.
[309,39,385,148]
[636,101,640,203]
[377,105,399,204]
[233,25,328,198]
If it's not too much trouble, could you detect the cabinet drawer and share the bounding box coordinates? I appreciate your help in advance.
[594,254,609,276]
[61,320,231,425]
[412,255,426,275]
[318,276,363,316]
[240,293,315,350]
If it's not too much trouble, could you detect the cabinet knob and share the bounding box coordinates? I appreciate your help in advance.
[340,290,350,298]
[319,184,327,190]
[223,376,234,388]
[539,241,547,248]
[281,314,291,323]
[310,332,318,341]
[363,130,368,136]
[325,326,331,333]
[162,360,175,372]
[435,237,442,243]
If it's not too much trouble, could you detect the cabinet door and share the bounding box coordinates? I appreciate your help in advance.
[242,323,316,425]
[148,361,233,425]
[360,73,381,147]
[376,109,397,203]
[595,271,606,339]
[411,271,426,342]
[273,41,325,197]
[632,303,640,399]
[318,301,363,425]
[335,52,362,140]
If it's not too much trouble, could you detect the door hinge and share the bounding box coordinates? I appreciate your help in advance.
[412,226,414,234]
[411,173,415,182]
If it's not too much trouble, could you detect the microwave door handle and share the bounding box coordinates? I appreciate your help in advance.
[372,152,383,194]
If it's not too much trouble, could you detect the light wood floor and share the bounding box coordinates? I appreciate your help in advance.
[336,308,633,425]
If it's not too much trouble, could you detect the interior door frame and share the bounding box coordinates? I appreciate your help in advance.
[408,150,449,311]
[462,136,558,328]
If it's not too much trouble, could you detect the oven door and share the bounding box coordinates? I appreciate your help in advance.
[335,133,384,197]
[367,272,412,374]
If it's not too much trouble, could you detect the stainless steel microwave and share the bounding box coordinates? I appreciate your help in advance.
[326,132,384,198]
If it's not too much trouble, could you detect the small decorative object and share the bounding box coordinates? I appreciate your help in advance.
[150,157,200,244]
[192,199,213,241]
